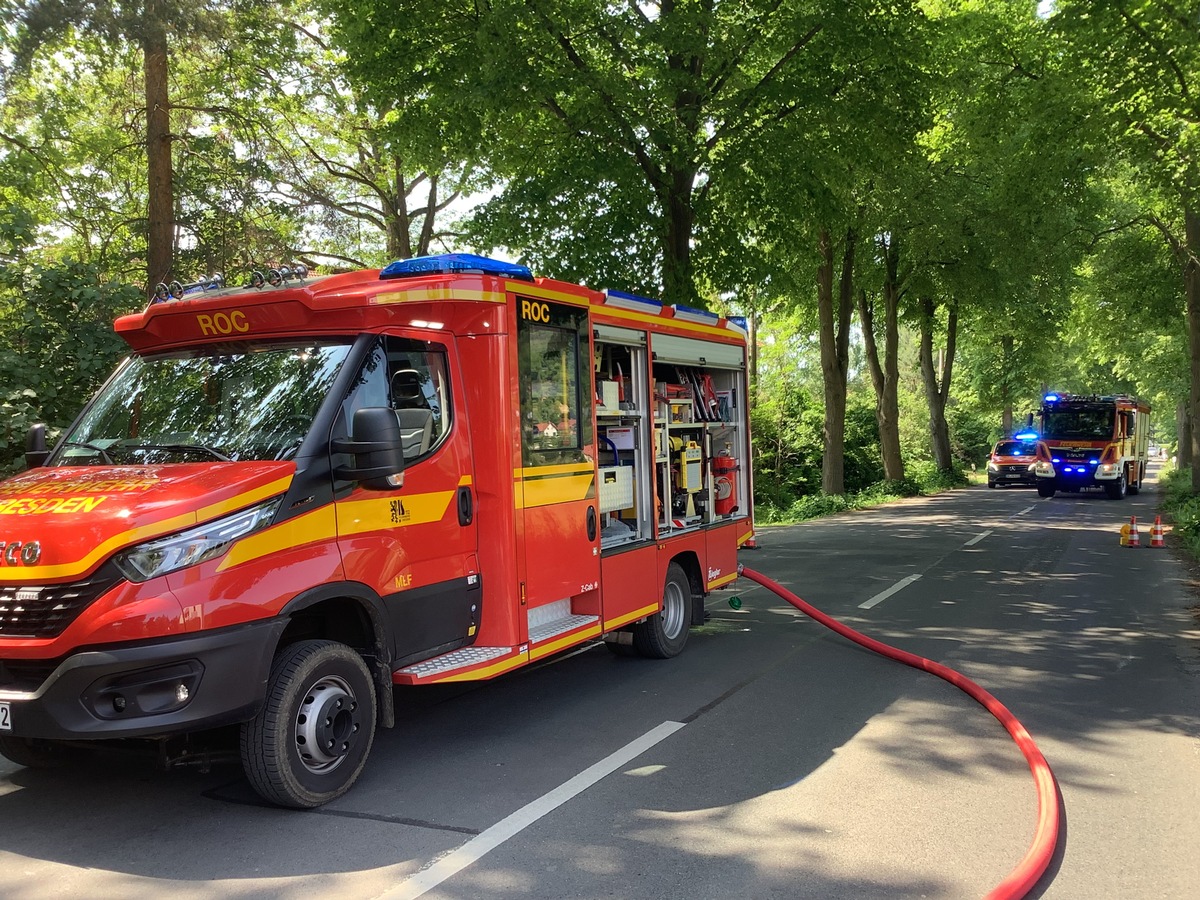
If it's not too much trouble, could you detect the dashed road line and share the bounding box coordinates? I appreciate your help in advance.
[379,720,686,899]
[858,573,922,610]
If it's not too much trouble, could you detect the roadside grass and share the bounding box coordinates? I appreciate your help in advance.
[1160,467,1200,558]
[755,462,971,525]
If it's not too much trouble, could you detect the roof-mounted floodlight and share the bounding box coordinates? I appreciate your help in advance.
[380,253,533,281]
[602,288,664,313]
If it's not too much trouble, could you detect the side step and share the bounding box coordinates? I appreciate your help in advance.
[394,609,602,685]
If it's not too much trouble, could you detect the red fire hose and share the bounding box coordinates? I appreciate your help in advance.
[738,565,1059,900]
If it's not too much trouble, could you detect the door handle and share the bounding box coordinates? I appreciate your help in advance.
[586,506,597,542]
[457,486,474,526]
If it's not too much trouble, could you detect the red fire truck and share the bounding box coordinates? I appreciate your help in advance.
[1032,392,1151,499]
[0,254,752,807]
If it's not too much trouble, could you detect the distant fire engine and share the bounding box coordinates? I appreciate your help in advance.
[1031,392,1151,499]
[0,254,753,807]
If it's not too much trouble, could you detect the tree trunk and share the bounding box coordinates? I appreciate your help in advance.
[661,166,696,307]
[1185,203,1200,490]
[1000,334,1014,435]
[919,296,957,472]
[858,237,904,481]
[1176,401,1192,470]
[416,173,439,256]
[143,7,173,294]
[747,310,759,412]
[391,154,420,259]
[817,227,855,495]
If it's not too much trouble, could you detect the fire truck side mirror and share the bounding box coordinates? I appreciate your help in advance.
[331,407,406,490]
[25,423,49,469]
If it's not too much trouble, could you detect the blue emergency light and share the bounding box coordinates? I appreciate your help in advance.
[380,253,533,281]
[1014,431,1039,441]
[1044,393,1059,403]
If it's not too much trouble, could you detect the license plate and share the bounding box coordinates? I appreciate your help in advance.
[1004,474,1020,479]
[0,702,10,731]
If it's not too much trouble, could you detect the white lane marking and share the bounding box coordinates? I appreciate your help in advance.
[1014,505,1035,516]
[964,530,993,547]
[858,573,922,610]
[380,720,686,900]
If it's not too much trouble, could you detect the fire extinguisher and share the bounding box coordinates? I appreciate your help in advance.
[712,447,739,516]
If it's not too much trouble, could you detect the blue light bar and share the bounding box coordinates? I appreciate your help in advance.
[380,253,533,281]
[1014,431,1039,441]
[1044,393,1059,402]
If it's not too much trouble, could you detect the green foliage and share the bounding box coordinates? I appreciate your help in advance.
[754,462,964,525]
[0,258,139,472]
[1161,467,1200,558]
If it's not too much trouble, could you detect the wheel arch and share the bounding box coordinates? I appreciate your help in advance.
[667,551,706,626]
[277,583,395,728]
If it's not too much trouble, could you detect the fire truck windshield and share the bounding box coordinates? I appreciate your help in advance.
[1042,406,1115,440]
[56,339,353,465]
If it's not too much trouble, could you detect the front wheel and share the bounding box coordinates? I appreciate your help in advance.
[241,640,377,809]
[1037,481,1056,498]
[631,562,693,659]
[1105,469,1128,500]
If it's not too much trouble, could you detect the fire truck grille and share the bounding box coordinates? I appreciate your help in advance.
[0,564,122,638]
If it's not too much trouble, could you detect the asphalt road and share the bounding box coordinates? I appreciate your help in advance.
[2,463,1198,899]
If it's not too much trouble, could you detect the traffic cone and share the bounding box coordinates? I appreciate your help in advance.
[1150,516,1165,548]
[1121,516,1140,548]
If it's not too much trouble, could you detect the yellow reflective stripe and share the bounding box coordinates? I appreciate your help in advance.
[603,602,659,631]
[529,622,602,659]
[514,284,590,307]
[434,651,529,682]
[596,303,743,340]
[516,462,594,479]
[707,571,738,590]
[218,505,338,572]
[336,490,457,536]
[4,510,199,582]
[520,473,595,507]
[372,288,507,305]
[196,475,292,522]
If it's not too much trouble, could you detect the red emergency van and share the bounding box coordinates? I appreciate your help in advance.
[0,254,752,807]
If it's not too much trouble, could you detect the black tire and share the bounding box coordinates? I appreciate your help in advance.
[987,481,997,489]
[631,562,693,659]
[0,735,72,769]
[1105,469,1127,500]
[1037,482,1056,498]
[240,640,376,809]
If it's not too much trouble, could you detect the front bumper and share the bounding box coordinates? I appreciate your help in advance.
[988,464,1036,486]
[0,618,286,740]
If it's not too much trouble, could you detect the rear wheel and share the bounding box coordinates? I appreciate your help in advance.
[241,640,376,809]
[631,562,693,659]
[1037,481,1056,498]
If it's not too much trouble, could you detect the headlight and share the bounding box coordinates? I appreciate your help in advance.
[987,460,999,472]
[114,498,282,583]
[1034,460,1055,477]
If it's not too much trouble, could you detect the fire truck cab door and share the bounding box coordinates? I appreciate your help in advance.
[515,297,601,638]
[333,334,480,667]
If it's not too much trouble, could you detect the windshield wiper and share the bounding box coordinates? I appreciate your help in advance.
[124,443,232,462]
[62,440,116,464]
